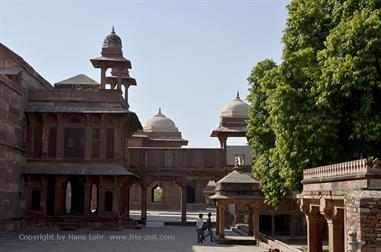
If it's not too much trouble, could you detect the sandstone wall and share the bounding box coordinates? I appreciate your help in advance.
[0,43,51,232]
[345,190,381,252]
[0,75,26,231]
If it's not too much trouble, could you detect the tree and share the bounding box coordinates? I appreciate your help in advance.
[247,0,381,208]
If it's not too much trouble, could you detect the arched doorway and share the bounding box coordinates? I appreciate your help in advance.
[64,177,84,215]
[90,183,98,213]
[151,185,163,203]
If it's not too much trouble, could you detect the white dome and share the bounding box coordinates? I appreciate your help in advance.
[221,92,249,117]
[143,108,179,132]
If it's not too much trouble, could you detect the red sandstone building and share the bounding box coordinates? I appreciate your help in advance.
[1,29,380,252]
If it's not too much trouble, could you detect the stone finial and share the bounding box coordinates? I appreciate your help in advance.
[112,26,115,34]
[235,91,242,101]
[156,107,165,117]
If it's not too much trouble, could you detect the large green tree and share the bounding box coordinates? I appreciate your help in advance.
[247,0,381,208]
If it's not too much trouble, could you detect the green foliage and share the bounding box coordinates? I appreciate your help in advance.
[153,186,163,202]
[247,0,381,208]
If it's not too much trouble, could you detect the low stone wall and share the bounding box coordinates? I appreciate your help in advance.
[345,190,381,252]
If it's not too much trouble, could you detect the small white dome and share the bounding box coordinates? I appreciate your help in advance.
[143,108,179,132]
[221,92,249,117]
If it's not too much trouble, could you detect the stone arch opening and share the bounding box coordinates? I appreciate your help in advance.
[90,183,98,213]
[151,185,163,203]
[65,177,84,215]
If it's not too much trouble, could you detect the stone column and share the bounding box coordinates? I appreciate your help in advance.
[56,115,64,159]
[323,207,344,252]
[114,126,122,160]
[254,205,260,240]
[112,182,121,216]
[218,205,225,239]
[140,183,147,222]
[41,115,49,159]
[116,67,122,90]
[84,115,92,160]
[99,115,106,159]
[25,181,32,212]
[124,84,130,108]
[98,184,105,217]
[40,177,48,214]
[181,184,187,223]
[271,215,276,237]
[83,180,91,216]
[54,178,65,215]
[125,186,130,219]
[216,205,220,235]
[218,135,227,149]
[100,67,106,89]
[306,207,323,252]
[248,205,254,236]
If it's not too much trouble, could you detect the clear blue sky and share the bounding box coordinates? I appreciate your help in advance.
[0,0,289,148]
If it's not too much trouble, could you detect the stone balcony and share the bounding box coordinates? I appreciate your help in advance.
[127,147,230,178]
[301,158,381,196]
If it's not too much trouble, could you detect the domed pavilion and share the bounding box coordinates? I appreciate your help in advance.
[211,92,249,148]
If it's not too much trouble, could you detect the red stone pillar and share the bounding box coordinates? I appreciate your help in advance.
[116,67,122,90]
[248,205,254,236]
[98,184,105,217]
[218,205,225,239]
[84,115,92,160]
[254,206,260,240]
[323,207,344,252]
[100,67,106,89]
[56,115,64,159]
[25,181,32,212]
[125,186,130,219]
[83,180,91,216]
[215,205,220,236]
[124,84,129,108]
[99,115,106,159]
[181,184,187,223]
[218,135,227,149]
[40,177,48,214]
[306,210,323,252]
[41,115,49,159]
[54,179,65,215]
[140,183,147,222]
[113,182,121,216]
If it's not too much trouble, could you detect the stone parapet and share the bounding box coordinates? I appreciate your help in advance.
[302,159,381,194]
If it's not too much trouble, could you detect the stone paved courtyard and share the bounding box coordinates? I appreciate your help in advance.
[0,226,266,252]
